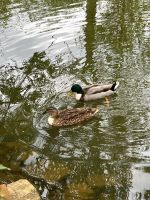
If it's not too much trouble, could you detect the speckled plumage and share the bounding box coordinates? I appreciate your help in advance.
[46,107,99,127]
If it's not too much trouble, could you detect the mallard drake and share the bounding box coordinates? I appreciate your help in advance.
[43,107,99,127]
[70,81,119,101]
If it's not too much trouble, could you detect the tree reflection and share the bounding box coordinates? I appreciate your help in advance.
[0,51,55,157]
[0,0,82,26]
[0,0,12,26]
[84,0,97,68]
[96,0,144,53]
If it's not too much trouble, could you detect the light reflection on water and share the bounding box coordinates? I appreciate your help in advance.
[129,163,150,200]
[0,0,150,199]
[0,1,86,65]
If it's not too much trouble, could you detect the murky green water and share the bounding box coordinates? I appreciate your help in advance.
[0,0,150,199]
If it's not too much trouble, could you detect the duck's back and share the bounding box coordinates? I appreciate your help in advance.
[84,84,113,95]
[53,108,99,127]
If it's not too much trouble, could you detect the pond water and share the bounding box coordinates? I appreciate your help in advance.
[0,0,150,199]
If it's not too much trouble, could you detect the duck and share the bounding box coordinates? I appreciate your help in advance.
[43,107,99,127]
[70,81,119,101]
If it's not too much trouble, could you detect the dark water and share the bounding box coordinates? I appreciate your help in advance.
[0,0,150,199]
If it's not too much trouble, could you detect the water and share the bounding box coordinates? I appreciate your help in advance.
[0,0,150,199]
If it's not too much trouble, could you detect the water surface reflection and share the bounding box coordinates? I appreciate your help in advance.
[0,0,150,199]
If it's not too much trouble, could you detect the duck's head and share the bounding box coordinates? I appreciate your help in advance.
[43,107,59,125]
[71,84,84,94]
[71,84,84,100]
[43,107,58,117]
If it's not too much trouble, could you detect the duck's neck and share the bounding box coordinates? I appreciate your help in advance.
[75,93,82,100]
[48,116,54,125]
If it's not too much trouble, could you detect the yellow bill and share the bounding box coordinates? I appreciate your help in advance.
[67,91,73,97]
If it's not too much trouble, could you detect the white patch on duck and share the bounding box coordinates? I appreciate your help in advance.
[75,93,82,100]
[48,116,54,125]
[114,81,119,90]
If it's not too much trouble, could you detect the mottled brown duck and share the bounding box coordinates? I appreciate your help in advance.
[43,107,99,127]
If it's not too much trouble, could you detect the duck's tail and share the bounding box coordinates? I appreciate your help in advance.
[111,81,119,91]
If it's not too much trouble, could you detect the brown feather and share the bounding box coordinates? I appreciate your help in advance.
[52,107,99,127]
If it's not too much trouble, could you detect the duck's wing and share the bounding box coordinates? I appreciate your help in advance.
[83,84,102,89]
[57,108,98,125]
[83,84,113,95]
[84,90,115,101]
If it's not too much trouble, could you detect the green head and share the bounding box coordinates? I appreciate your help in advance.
[71,84,84,94]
